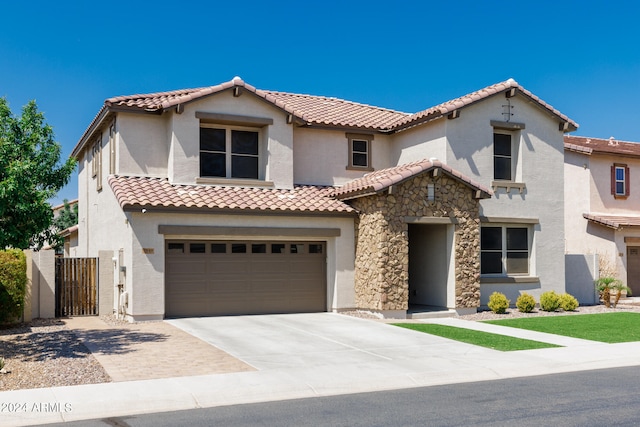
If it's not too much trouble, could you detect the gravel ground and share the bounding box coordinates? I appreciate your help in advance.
[2,304,640,392]
[0,318,110,392]
[341,302,640,321]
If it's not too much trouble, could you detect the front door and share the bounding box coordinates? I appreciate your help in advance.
[627,246,640,296]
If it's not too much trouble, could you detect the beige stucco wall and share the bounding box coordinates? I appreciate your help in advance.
[390,94,567,303]
[293,128,394,186]
[564,149,640,285]
[167,91,295,188]
[120,211,355,321]
[393,120,447,165]
[118,113,169,177]
[588,154,640,214]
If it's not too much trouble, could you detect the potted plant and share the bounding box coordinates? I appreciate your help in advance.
[595,277,631,308]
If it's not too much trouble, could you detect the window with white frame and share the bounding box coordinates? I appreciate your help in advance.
[200,125,260,179]
[480,226,529,275]
[493,133,512,181]
[346,133,373,170]
[612,163,629,198]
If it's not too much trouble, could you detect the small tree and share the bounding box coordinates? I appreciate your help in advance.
[0,249,27,323]
[0,98,76,249]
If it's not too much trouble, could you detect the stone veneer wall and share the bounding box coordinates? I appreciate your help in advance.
[348,173,481,312]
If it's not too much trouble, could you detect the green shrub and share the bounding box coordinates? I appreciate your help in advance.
[487,292,510,314]
[0,250,27,324]
[516,293,536,313]
[559,293,579,311]
[539,291,561,312]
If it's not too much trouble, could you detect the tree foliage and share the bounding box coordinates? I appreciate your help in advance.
[0,249,27,323]
[0,98,76,249]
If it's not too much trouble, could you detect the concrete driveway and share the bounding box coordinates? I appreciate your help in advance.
[166,313,485,374]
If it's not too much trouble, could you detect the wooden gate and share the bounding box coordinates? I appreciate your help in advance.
[55,258,98,317]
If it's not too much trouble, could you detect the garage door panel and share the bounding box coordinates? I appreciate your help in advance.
[165,240,326,317]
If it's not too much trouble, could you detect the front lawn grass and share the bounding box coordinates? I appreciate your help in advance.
[485,312,640,343]
[393,323,560,351]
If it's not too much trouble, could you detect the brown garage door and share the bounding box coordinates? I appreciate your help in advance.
[165,240,326,317]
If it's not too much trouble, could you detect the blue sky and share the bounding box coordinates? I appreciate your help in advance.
[2,1,639,204]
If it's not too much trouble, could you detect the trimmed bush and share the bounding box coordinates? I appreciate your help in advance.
[487,292,510,314]
[0,250,27,324]
[559,293,579,311]
[539,290,561,312]
[516,293,536,313]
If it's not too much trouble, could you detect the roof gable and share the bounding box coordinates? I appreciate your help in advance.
[75,77,578,157]
[333,158,492,201]
[390,79,578,132]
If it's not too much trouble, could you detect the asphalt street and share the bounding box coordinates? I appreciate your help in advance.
[43,366,640,427]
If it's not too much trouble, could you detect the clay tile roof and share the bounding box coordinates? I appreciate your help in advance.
[256,91,409,130]
[583,213,640,230]
[565,135,640,158]
[333,158,492,200]
[390,79,579,131]
[75,77,578,157]
[107,175,356,215]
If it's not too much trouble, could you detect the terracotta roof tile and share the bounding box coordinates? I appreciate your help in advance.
[583,213,640,230]
[391,79,579,131]
[333,158,492,200]
[565,135,640,157]
[75,77,578,156]
[107,176,355,215]
[257,91,409,130]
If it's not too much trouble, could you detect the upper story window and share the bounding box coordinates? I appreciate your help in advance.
[200,126,259,179]
[91,136,102,191]
[346,133,373,171]
[490,121,526,193]
[108,121,116,175]
[493,133,512,181]
[612,163,630,198]
[480,226,529,276]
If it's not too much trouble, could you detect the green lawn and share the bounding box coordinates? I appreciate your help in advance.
[393,323,560,351]
[485,312,640,343]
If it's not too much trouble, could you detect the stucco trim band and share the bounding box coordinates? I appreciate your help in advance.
[195,112,274,127]
[404,216,458,224]
[480,216,539,224]
[158,225,341,237]
[480,276,540,284]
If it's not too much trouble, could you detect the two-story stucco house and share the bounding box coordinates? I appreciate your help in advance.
[71,77,577,321]
[565,135,640,295]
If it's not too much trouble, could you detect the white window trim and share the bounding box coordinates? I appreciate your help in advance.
[200,123,263,180]
[615,165,626,196]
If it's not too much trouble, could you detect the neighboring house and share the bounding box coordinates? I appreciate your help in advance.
[71,77,577,321]
[565,135,640,295]
[44,199,79,256]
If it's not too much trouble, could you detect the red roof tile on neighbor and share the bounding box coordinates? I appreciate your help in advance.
[565,135,640,158]
[107,176,355,215]
[333,159,492,200]
[583,213,640,230]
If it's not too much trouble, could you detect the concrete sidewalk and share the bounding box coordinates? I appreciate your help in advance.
[2,313,640,426]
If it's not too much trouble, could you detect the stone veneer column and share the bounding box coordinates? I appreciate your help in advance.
[348,174,481,314]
